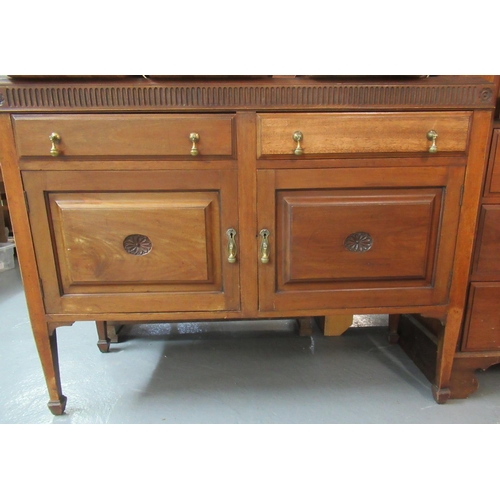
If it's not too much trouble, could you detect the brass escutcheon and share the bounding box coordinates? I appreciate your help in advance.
[226,228,237,264]
[260,229,270,264]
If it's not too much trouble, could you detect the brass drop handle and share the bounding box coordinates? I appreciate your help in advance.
[292,131,304,155]
[190,132,199,156]
[260,229,270,264]
[427,129,438,153]
[226,228,237,264]
[49,132,61,156]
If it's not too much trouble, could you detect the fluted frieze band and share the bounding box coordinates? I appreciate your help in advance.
[0,79,496,111]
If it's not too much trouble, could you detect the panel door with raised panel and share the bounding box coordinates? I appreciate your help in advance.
[257,166,464,312]
[22,169,240,314]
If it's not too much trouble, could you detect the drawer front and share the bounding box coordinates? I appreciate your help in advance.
[462,283,500,351]
[486,129,500,195]
[22,170,240,314]
[257,112,471,157]
[12,114,234,158]
[471,205,500,280]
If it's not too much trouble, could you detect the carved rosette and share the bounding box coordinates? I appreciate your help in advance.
[344,232,373,253]
[480,88,493,101]
[123,234,152,256]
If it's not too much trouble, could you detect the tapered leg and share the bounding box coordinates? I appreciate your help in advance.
[33,324,67,415]
[431,384,451,404]
[96,321,111,353]
[0,116,68,414]
[107,322,123,343]
[96,321,124,348]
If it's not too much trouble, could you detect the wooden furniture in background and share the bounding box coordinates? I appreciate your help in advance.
[0,76,496,414]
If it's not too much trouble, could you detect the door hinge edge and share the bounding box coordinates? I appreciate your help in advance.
[23,191,30,214]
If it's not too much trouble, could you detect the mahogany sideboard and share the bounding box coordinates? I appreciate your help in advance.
[0,75,496,415]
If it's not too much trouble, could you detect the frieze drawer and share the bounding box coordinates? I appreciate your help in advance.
[12,113,235,158]
[257,112,471,157]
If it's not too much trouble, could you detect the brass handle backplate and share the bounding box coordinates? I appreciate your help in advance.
[190,132,199,156]
[49,132,61,156]
[427,129,438,153]
[292,131,304,155]
[260,229,270,264]
[226,228,237,264]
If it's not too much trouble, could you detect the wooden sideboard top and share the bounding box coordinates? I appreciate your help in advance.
[0,75,496,112]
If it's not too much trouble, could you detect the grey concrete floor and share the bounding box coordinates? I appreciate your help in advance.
[2,260,500,424]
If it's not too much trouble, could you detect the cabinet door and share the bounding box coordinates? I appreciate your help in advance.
[23,170,240,314]
[257,166,464,312]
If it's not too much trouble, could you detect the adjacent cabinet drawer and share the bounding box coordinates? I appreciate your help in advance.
[462,283,500,351]
[12,114,235,158]
[486,128,500,195]
[471,205,500,280]
[257,112,471,157]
